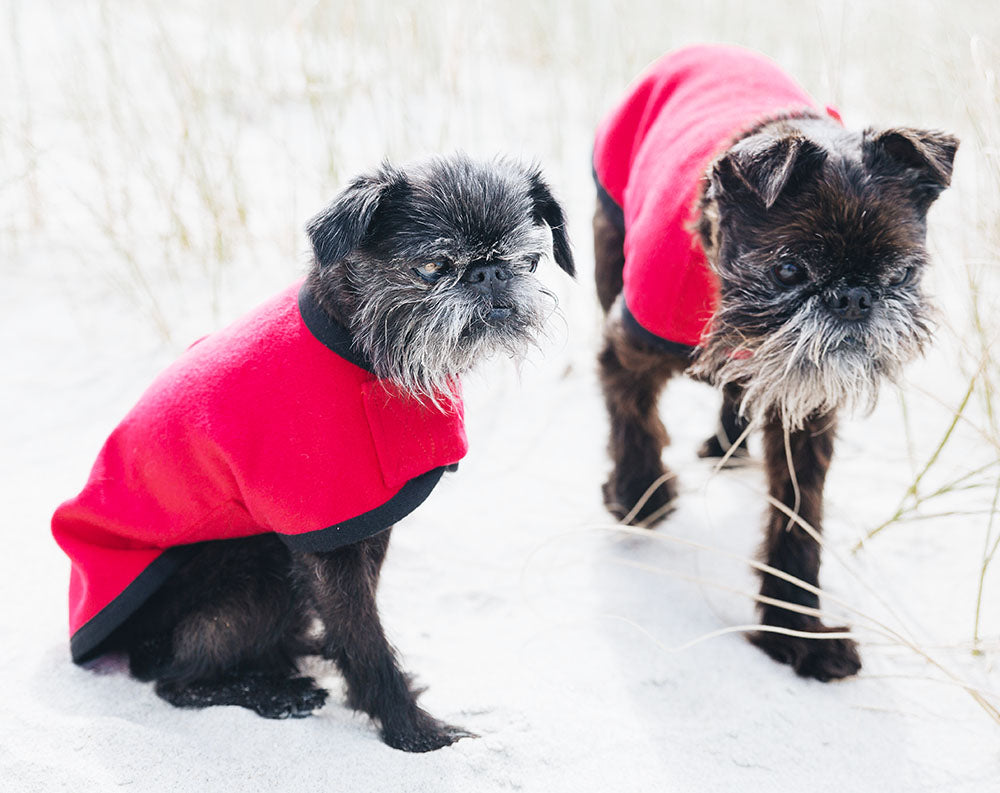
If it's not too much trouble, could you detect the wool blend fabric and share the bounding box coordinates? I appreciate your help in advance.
[52,281,468,662]
[593,43,831,352]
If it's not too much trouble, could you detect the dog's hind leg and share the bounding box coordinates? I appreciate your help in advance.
[121,536,327,718]
[697,383,751,462]
[294,530,472,752]
[749,413,862,681]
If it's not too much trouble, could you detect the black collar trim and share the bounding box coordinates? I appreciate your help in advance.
[297,281,375,373]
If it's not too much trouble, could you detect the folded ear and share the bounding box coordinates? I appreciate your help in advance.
[863,127,959,202]
[525,167,575,277]
[307,163,406,267]
[711,131,826,210]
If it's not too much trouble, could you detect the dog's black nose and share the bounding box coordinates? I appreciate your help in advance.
[462,263,510,294]
[825,286,873,321]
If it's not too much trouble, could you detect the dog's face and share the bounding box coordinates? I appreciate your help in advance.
[693,119,958,429]
[307,155,574,400]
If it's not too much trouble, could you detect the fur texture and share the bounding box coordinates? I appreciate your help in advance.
[111,153,573,751]
[690,118,950,431]
[308,155,574,402]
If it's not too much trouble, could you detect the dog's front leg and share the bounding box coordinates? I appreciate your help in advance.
[598,318,685,525]
[293,530,472,752]
[749,413,862,681]
[697,383,750,462]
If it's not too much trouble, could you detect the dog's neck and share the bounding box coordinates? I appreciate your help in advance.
[301,268,462,407]
[304,268,354,330]
[298,276,376,375]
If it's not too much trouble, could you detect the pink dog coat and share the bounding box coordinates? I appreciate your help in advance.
[593,44,832,352]
[52,281,468,662]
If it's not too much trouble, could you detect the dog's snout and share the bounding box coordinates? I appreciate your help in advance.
[825,286,873,321]
[462,263,510,293]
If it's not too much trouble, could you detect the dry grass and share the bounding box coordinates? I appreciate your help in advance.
[524,465,1000,727]
[856,32,1000,651]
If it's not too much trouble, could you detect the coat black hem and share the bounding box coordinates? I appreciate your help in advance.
[69,545,200,664]
[279,466,445,552]
[69,466,450,664]
[592,163,626,234]
[620,304,698,360]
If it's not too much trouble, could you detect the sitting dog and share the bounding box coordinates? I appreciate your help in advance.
[593,44,957,680]
[52,154,574,751]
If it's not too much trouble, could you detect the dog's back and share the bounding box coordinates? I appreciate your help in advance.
[592,44,827,350]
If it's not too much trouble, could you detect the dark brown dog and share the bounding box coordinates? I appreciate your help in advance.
[594,47,956,680]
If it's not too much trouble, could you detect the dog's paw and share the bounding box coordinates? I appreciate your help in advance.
[251,676,329,719]
[156,674,328,718]
[602,470,677,526]
[696,433,750,464]
[750,625,861,682]
[381,709,476,753]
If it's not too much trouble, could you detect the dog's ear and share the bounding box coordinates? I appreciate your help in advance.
[307,164,406,267]
[863,127,958,203]
[711,131,826,210]
[525,167,575,277]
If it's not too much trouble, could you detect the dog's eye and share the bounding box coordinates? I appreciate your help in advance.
[414,262,447,282]
[772,262,807,287]
[888,267,913,286]
[527,255,540,273]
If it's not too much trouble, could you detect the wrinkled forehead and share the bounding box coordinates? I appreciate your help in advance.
[376,165,549,263]
[760,162,927,274]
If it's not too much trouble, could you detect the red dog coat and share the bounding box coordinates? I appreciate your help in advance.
[593,44,833,352]
[52,281,468,662]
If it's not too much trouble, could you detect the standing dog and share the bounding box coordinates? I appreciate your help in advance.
[52,154,574,751]
[593,45,956,680]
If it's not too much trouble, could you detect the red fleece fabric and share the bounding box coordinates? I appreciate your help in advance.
[593,44,827,348]
[52,281,467,658]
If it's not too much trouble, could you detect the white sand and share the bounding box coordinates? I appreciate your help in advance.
[3,2,998,790]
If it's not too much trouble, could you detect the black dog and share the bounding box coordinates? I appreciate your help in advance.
[53,154,574,751]
[593,45,956,680]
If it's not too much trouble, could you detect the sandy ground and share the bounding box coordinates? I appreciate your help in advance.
[3,2,999,791]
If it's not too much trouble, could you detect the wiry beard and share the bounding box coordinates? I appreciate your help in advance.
[691,291,933,430]
[349,274,558,408]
